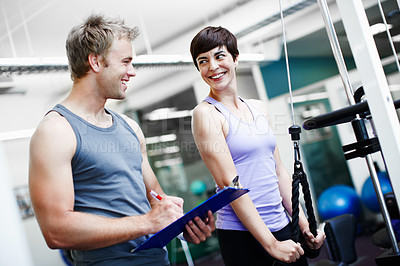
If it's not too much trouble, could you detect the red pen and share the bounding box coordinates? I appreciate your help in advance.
[149,190,163,201]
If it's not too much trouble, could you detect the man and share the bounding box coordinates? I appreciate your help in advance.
[29,14,215,265]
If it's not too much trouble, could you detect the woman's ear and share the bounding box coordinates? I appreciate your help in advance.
[234,55,239,67]
[88,53,101,73]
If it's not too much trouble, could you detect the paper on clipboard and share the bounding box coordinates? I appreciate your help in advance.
[131,187,249,253]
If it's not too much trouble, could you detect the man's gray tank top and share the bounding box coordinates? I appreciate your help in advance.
[50,104,169,265]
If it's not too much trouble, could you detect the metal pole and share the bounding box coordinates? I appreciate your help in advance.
[335,0,400,254]
[368,115,399,252]
[366,155,399,253]
[317,0,355,106]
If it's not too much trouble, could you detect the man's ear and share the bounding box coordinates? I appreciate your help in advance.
[88,53,101,73]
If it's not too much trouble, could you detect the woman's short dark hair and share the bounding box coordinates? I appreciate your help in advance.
[190,26,239,71]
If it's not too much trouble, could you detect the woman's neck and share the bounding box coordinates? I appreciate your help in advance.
[209,88,241,109]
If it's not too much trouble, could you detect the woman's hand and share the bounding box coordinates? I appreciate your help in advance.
[183,210,216,244]
[302,228,326,250]
[268,239,304,264]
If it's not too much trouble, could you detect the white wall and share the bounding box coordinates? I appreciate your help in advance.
[0,73,71,266]
[0,142,34,266]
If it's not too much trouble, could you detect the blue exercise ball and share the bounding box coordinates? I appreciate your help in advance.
[317,185,362,221]
[361,171,392,213]
[190,180,207,196]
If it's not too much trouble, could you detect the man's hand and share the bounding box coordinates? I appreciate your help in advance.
[183,210,215,244]
[147,195,184,233]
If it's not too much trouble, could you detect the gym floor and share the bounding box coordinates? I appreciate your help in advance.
[176,231,387,266]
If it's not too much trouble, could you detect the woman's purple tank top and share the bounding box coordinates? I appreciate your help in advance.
[204,96,290,232]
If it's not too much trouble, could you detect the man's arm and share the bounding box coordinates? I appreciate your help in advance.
[29,112,181,250]
[124,115,215,244]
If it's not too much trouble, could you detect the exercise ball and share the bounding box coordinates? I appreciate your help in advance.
[190,180,207,196]
[317,185,361,221]
[361,171,392,213]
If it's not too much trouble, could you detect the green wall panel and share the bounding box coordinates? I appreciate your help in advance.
[260,57,356,99]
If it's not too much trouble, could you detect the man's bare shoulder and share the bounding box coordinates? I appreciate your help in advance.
[117,113,147,147]
[37,111,71,130]
[118,113,140,133]
[31,111,75,145]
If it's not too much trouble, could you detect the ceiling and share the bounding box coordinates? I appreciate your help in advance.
[0,0,266,58]
[0,0,398,58]
[0,0,399,97]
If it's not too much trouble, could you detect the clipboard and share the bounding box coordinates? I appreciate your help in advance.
[131,187,249,253]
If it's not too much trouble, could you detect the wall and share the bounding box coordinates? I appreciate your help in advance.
[0,73,72,266]
[0,142,33,266]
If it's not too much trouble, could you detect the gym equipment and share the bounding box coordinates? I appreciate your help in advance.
[385,192,400,220]
[303,98,400,131]
[278,0,318,250]
[179,240,194,266]
[317,185,361,221]
[315,214,358,266]
[334,0,400,220]
[377,0,400,73]
[361,171,392,213]
[189,180,207,196]
[305,0,400,264]
[372,192,400,249]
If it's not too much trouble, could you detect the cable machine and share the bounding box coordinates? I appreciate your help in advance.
[301,0,400,264]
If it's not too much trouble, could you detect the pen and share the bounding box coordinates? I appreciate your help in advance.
[229,175,239,188]
[149,190,163,201]
[130,190,163,253]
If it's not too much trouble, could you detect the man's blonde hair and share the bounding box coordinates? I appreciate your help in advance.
[66,14,139,81]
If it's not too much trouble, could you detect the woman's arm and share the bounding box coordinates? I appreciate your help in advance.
[192,102,304,263]
[275,147,325,249]
[249,99,325,249]
[250,100,316,229]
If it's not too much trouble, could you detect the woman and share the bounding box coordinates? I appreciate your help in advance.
[190,26,325,265]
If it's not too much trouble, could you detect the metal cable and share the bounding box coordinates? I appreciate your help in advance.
[377,0,400,73]
[279,0,296,126]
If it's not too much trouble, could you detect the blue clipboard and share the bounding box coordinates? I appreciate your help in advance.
[131,187,249,253]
